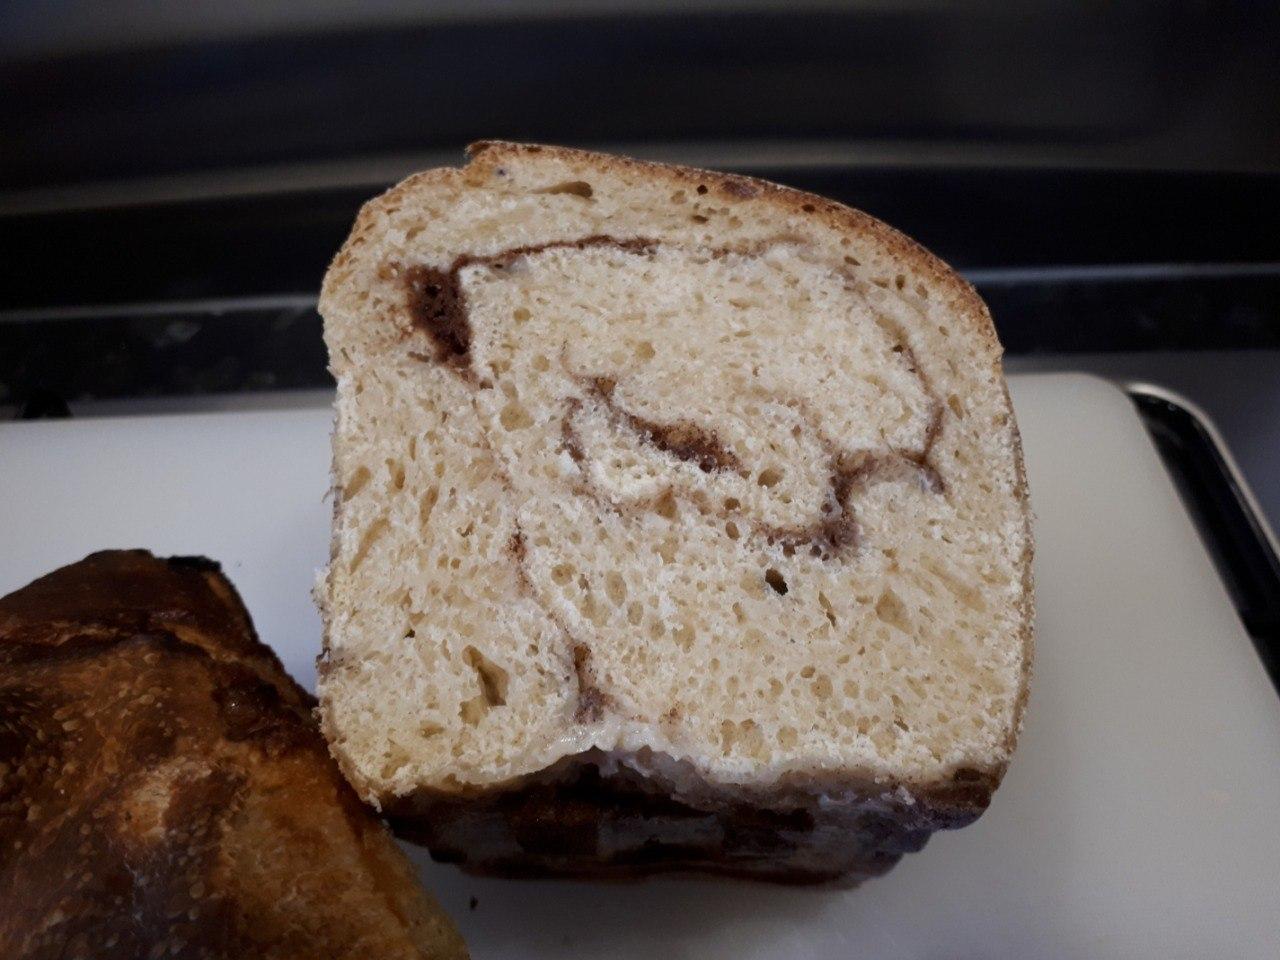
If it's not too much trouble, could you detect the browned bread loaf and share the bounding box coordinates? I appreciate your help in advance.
[318,143,1033,883]
[0,550,467,960]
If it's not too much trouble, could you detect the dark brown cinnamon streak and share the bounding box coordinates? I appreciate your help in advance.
[583,376,740,474]
[395,235,659,367]
[392,233,946,564]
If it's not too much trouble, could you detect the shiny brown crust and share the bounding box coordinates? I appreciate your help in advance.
[0,551,466,960]
[320,143,1034,882]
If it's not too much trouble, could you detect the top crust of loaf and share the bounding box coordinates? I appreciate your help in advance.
[0,551,467,959]
[317,142,1034,817]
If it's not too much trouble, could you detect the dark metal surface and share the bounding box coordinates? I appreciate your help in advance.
[5,6,1279,192]
[4,167,1280,309]
[1130,385,1280,692]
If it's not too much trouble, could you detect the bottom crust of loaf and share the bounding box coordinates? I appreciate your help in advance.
[385,752,993,885]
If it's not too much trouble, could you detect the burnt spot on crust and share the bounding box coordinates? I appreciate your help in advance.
[401,264,470,363]
[213,673,290,743]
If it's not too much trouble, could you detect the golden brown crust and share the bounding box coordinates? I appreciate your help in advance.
[0,551,466,960]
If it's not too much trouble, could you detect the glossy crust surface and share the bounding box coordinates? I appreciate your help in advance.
[0,550,467,960]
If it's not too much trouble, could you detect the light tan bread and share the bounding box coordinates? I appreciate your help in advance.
[317,142,1033,882]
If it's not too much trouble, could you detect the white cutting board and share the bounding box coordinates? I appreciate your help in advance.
[2,373,1278,959]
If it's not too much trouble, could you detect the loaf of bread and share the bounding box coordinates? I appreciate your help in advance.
[317,143,1033,883]
[0,550,467,959]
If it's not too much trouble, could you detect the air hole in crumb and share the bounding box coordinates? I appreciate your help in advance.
[463,646,509,707]
[764,568,789,595]
[654,490,679,520]
[801,203,816,212]
[513,307,530,322]
[343,465,372,500]
[724,496,741,510]
[675,623,695,651]
[605,572,627,606]
[875,589,910,632]
[419,485,440,527]
[725,520,740,540]
[756,466,784,487]
[696,184,708,195]
[536,180,593,198]
[459,697,486,725]
[818,591,838,627]
[635,340,656,361]
[691,214,708,224]
[551,563,574,585]
[947,395,965,419]
[348,518,388,572]
[500,402,535,431]
[671,190,686,204]
[387,459,406,490]
[894,274,906,290]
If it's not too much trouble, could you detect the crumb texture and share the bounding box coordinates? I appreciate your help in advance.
[317,143,1032,853]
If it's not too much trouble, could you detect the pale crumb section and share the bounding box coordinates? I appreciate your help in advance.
[318,143,1031,801]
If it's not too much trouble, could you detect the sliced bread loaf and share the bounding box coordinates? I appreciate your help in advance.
[317,142,1033,882]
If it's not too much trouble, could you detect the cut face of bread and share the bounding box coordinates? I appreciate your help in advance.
[317,143,1033,882]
